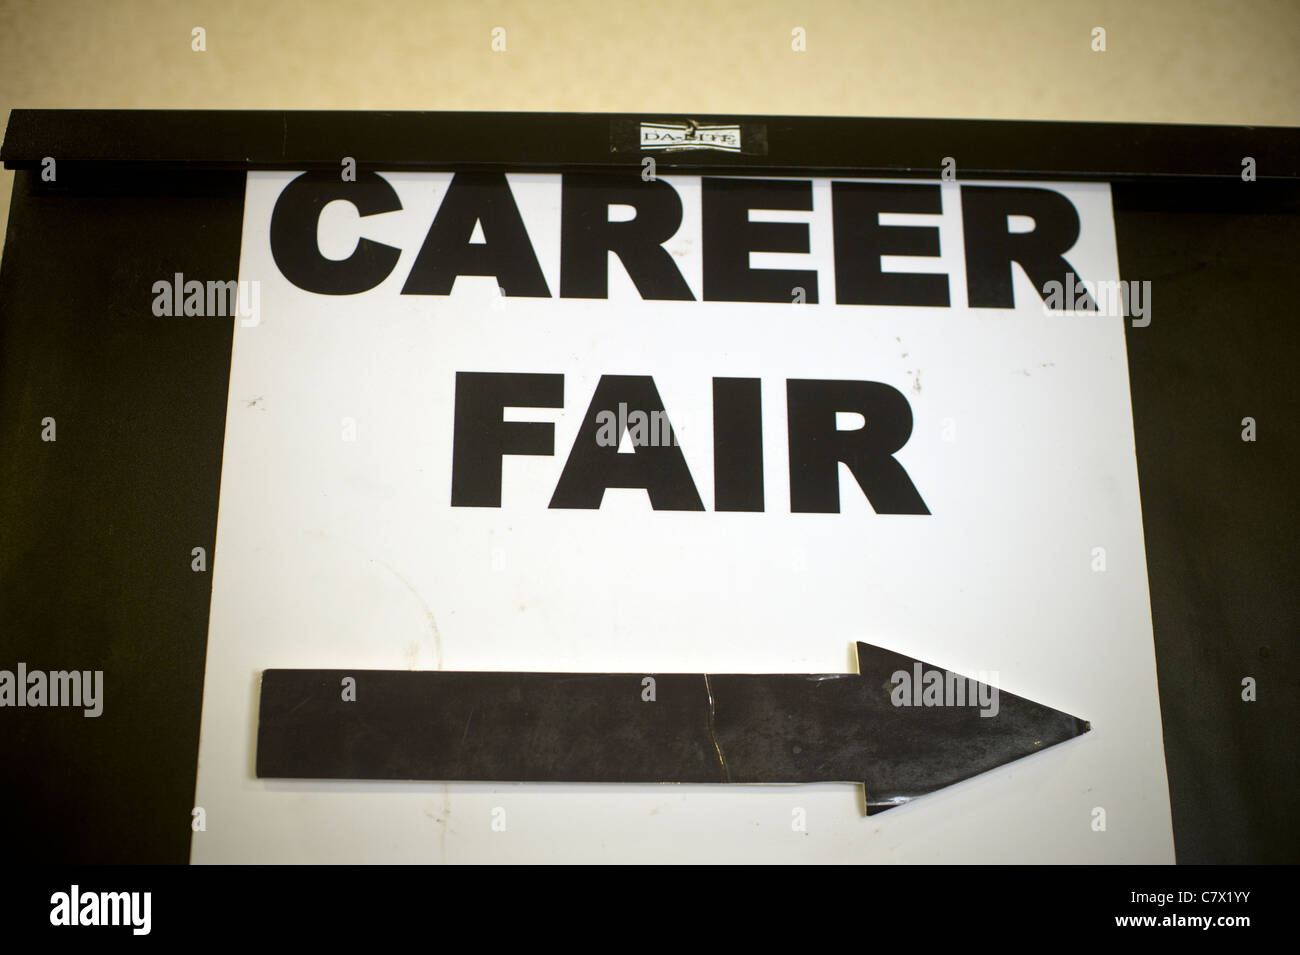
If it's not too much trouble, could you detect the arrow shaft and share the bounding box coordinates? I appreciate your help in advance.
[256,669,865,784]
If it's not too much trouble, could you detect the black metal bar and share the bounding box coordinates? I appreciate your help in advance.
[0,167,244,862]
[3,109,1297,180]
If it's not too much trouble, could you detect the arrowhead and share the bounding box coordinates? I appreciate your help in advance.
[853,642,1090,815]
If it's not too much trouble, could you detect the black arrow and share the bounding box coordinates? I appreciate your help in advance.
[256,642,1090,814]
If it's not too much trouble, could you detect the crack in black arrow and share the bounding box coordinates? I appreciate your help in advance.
[255,642,1090,814]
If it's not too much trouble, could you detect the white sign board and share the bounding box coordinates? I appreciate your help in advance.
[192,171,1174,862]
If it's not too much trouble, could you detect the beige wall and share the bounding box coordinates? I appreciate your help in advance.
[2,0,1298,240]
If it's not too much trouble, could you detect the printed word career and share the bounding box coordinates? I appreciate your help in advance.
[452,373,929,513]
[269,172,1095,308]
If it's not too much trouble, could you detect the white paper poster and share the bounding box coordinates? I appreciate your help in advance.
[191,170,1174,863]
